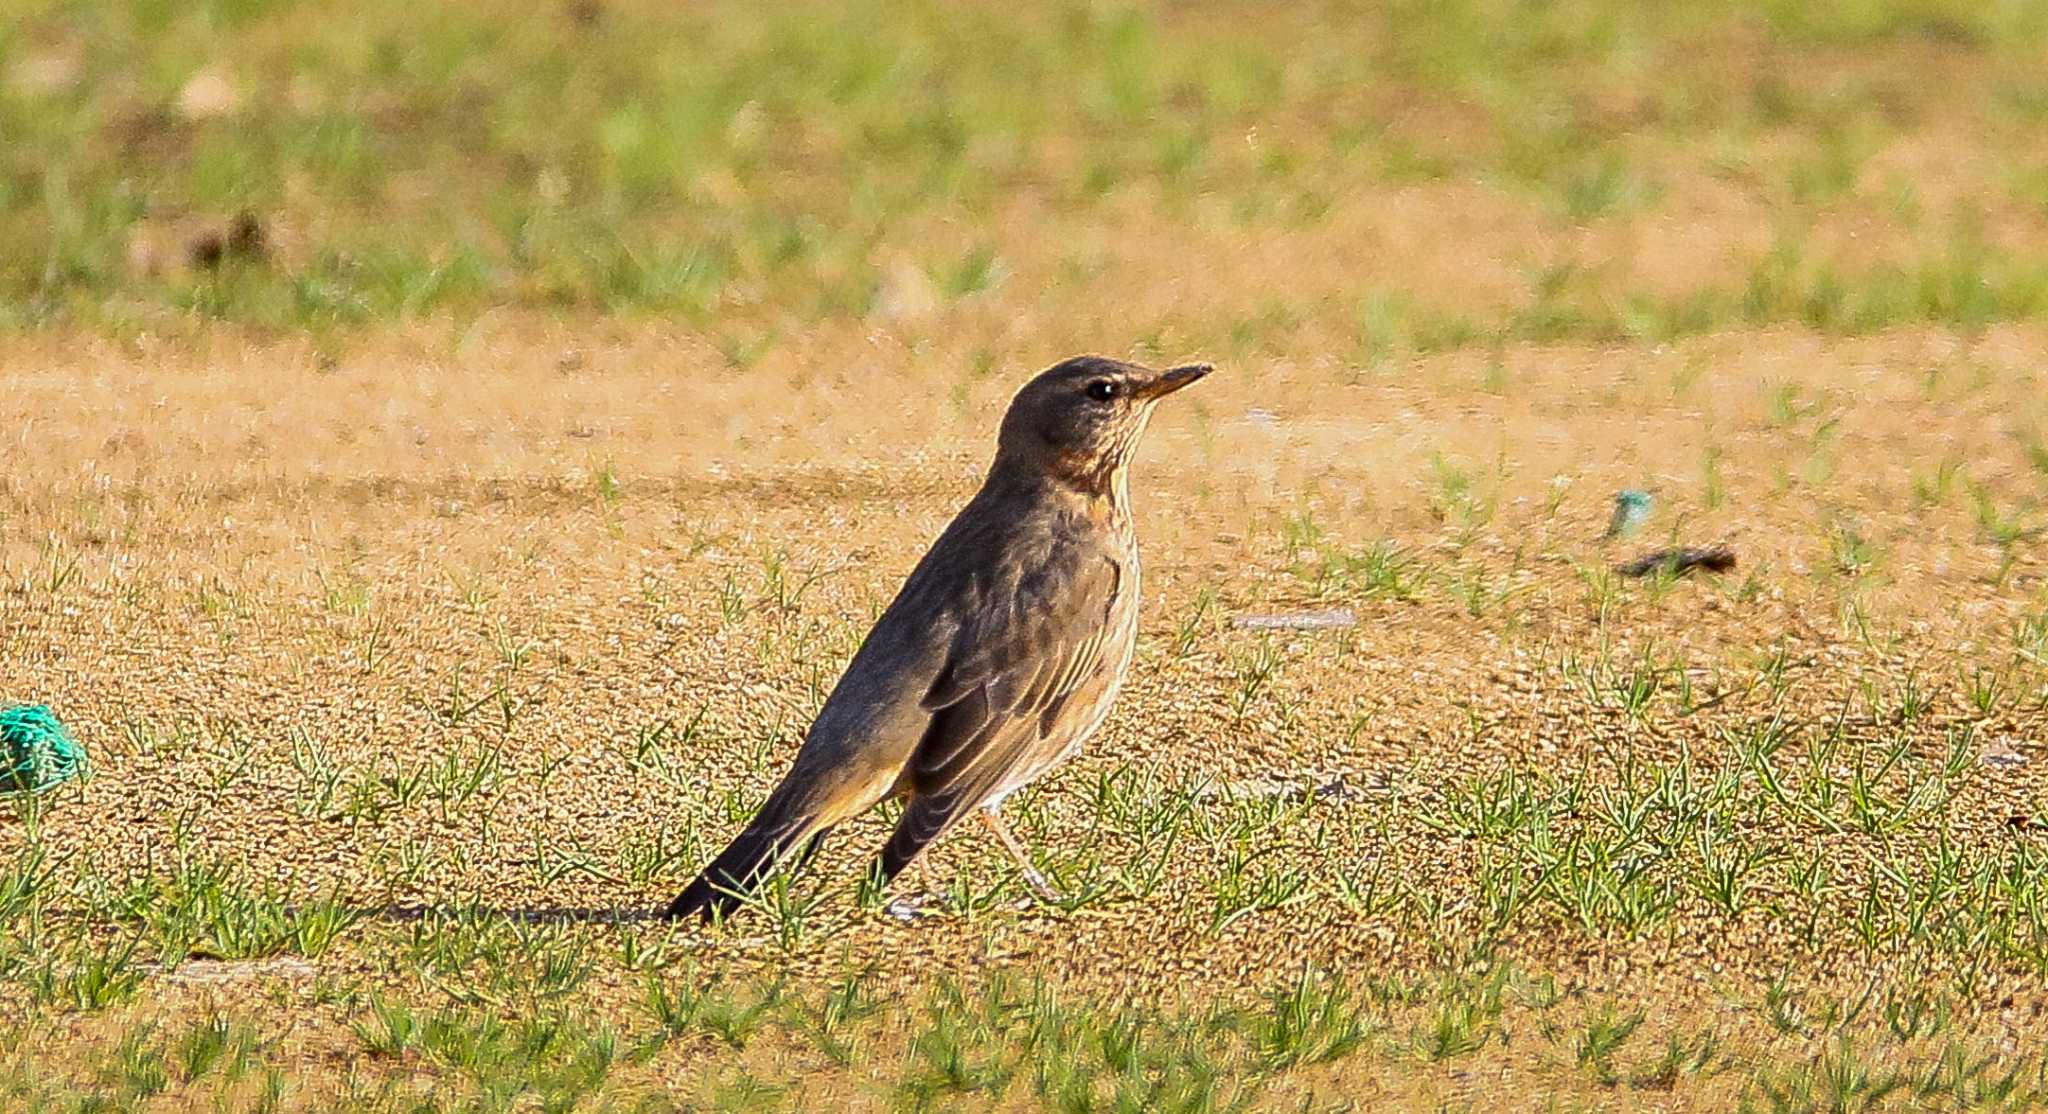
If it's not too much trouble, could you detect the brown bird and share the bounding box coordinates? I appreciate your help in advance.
[667,355,1211,920]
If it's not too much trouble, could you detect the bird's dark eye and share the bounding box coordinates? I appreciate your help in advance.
[1084,380,1119,402]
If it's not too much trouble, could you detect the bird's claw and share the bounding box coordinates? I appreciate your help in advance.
[882,893,948,922]
[1018,869,1067,906]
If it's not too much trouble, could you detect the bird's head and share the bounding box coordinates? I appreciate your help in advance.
[993,355,1211,498]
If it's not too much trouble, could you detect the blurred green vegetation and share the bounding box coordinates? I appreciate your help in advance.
[5,0,2048,335]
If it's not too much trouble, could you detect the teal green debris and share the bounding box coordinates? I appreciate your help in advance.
[0,704,90,797]
[1604,489,1654,539]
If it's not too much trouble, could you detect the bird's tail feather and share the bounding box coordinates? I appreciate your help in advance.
[875,793,966,885]
[667,818,830,922]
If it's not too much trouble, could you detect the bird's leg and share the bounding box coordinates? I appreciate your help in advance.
[980,810,1064,904]
[883,856,948,922]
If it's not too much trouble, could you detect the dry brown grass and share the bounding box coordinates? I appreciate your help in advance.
[3,313,2047,1107]
[7,0,2048,1105]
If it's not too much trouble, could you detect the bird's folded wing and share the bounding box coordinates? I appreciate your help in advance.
[905,548,1120,806]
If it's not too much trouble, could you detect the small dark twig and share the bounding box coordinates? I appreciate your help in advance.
[188,210,268,269]
[1615,545,1737,578]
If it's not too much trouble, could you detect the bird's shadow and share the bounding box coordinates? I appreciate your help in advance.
[355,903,672,926]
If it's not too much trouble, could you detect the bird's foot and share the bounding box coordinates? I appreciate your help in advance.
[978,810,1066,907]
[882,892,949,923]
[1016,866,1067,907]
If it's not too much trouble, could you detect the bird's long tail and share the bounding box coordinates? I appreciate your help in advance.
[666,816,830,922]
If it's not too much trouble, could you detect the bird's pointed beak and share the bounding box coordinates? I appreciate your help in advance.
[1136,363,1213,401]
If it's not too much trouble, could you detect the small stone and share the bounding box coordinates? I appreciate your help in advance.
[1196,773,1367,805]
[8,50,79,98]
[873,260,938,323]
[176,67,243,120]
[164,957,315,984]
[1982,746,2028,770]
[286,74,326,114]
[1232,610,1356,631]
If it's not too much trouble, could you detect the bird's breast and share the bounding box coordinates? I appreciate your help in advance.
[988,545,1141,805]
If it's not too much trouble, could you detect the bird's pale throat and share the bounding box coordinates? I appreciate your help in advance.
[1049,420,1149,505]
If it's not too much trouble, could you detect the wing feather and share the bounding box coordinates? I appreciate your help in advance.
[906,545,1120,806]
